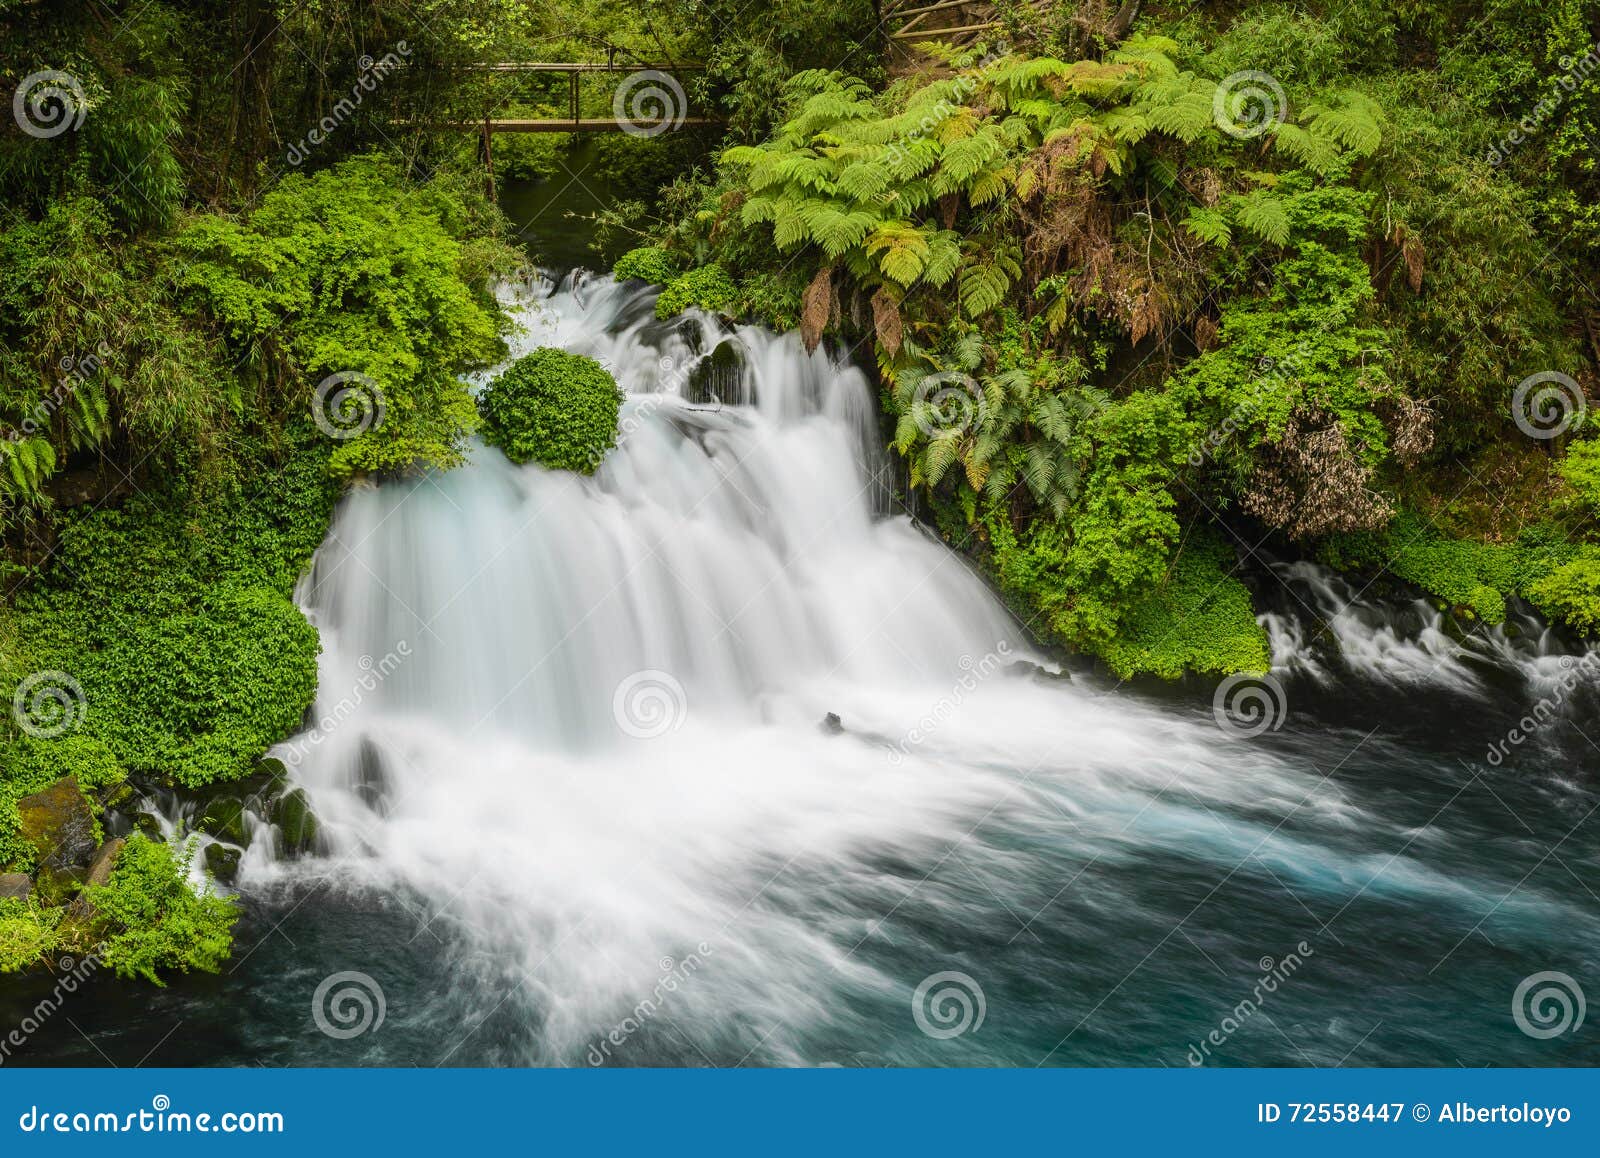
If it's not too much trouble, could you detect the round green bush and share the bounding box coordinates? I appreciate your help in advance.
[613,246,681,286]
[477,348,623,474]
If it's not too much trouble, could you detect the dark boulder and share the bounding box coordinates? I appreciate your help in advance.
[271,789,319,856]
[686,338,748,407]
[203,843,242,884]
[351,737,390,815]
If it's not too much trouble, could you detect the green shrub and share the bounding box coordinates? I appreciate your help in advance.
[477,348,623,473]
[173,156,515,479]
[85,836,237,985]
[0,899,60,973]
[614,246,682,285]
[1557,439,1600,525]
[1,432,335,802]
[655,264,738,320]
[1529,550,1600,636]
[1097,535,1272,680]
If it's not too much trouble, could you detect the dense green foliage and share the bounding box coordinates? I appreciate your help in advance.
[477,349,623,473]
[0,0,529,975]
[84,837,238,984]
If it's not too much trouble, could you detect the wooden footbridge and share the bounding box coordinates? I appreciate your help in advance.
[451,60,721,134]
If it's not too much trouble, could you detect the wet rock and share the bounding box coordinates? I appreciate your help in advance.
[17,777,97,869]
[271,789,319,857]
[85,838,125,888]
[133,812,164,840]
[686,338,747,407]
[1006,659,1072,685]
[352,737,389,815]
[0,873,30,901]
[204,843,242,884]
[819,712,844,735]
[198,793,251,847]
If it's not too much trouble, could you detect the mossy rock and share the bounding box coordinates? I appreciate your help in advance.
[687,339,748,406]
[477,348,623,474]
[204,842,242,884]
[271,789,319,856]
[198,794,252,847]
[16,778,97,870]
[86,838,126,888]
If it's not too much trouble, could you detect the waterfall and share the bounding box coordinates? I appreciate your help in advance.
[252,274,1592,1066]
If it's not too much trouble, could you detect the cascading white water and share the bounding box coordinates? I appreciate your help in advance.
[256,274,1586,1065]
[1261,559,1596,699]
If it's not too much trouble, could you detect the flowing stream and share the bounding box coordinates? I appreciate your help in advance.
[8,274,1598,1066]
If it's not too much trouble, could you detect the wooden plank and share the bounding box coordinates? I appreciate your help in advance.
[888,0,991,20]
[456,62,706,73]
[891,21,1003,39]
[403,117,724,133]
